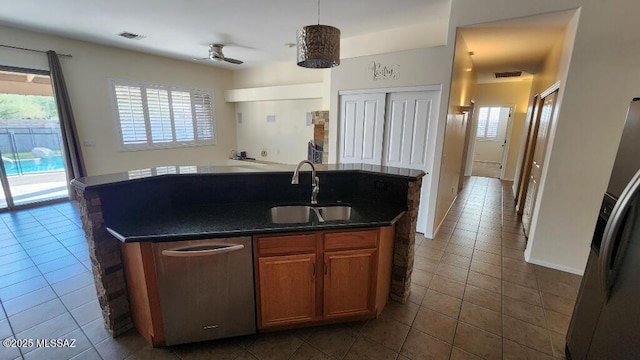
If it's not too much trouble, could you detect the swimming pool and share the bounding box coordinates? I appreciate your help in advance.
[2,156,66,176]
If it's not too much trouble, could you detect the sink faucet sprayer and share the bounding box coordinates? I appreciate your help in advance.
[292,160,320,204]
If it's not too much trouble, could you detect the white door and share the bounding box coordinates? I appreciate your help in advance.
[383,91,439,235]
[339,93,385,165]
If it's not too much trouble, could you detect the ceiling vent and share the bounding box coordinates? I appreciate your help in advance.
[118,32,145,40]
[495,71,522,78]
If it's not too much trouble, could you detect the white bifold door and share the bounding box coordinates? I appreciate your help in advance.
[339,90,440,236]
[339,93,386,165]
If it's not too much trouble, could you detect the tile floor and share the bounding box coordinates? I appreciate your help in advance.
[0,176,582,359]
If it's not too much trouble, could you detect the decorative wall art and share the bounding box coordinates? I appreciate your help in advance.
[369,61,400,81]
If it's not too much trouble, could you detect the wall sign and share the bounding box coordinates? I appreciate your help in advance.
[369,61,400,81]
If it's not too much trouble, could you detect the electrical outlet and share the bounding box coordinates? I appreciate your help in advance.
[261,149,268,157]
[266,115,276,123]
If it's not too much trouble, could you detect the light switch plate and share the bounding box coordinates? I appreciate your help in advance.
[267,115,276,123]
[237,112,243,124]
[306,112,312,126]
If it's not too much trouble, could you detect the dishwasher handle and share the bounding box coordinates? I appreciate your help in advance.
[162,243,244,257]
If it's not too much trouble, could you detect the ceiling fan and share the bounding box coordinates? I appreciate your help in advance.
[196,44,243,65]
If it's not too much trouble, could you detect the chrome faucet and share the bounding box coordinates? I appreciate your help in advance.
[292,160,320,204]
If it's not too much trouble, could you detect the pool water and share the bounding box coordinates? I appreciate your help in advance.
[3,156,66,176]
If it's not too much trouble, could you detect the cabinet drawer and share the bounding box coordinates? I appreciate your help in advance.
[256,233,317,256]
[324,230,378,251]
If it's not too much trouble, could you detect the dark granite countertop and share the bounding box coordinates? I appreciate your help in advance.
[71,163,424,191]
[106,199,405,243]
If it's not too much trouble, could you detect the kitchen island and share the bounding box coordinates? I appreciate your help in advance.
[71,163,424,344]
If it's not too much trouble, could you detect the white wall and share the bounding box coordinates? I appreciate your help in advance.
[232,61,328,164]
[0,25,237,176]
[235,99,321,164]
[434,33,477,233]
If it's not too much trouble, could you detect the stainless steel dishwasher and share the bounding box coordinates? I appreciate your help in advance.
[152,236,255,346]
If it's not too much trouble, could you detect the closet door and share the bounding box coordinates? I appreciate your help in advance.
[339,93,386,165]
[522,90,558,236]
[383,91,439,234]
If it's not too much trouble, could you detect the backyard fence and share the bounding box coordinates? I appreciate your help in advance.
[0,127,63,157]
[0,127,64,176]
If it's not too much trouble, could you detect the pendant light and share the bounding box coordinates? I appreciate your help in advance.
[296,0,340,68]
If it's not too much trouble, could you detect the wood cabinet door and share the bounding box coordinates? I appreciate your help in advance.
[522,89,558,236]
[323,248,376,319]
[258,253,316,327]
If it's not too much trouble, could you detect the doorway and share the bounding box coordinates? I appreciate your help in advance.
[470,106,511,178]
[0,67,69,209]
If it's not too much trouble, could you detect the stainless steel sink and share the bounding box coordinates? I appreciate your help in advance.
[269,206,311,223]
[318,206,352,221]
[269,205,352,223]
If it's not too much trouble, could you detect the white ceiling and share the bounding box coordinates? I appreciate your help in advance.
[0,0,451,69]
[460,10,575,83]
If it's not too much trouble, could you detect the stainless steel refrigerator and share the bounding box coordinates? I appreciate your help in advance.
[566,99,640,359]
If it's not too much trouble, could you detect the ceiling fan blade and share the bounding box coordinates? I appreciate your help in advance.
[224,57,244,65]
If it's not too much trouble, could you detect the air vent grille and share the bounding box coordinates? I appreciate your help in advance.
[495,71,522,78]
[118,32,145,40]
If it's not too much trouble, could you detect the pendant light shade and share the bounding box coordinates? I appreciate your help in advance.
[296,25,340,68]
[296,0,340,69]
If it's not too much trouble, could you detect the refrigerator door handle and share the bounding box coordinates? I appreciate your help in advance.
[599,168,640,300]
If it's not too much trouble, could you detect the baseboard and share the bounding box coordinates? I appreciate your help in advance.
[524,256,585,276]
[431,194,458,239]
[473,160,501,165]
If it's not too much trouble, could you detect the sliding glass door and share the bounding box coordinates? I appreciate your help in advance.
[0,67,69,209]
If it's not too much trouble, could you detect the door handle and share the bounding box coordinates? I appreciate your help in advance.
[162,244,244,257]
[312,262,316,277]
[599,169,640,300]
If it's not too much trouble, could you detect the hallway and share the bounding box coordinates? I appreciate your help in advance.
[0,176,580,359]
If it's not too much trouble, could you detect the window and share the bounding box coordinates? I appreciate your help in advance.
[476,106,501,139]
[111,80,216,149]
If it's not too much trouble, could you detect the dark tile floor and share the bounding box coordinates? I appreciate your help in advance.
[0,177,582,359]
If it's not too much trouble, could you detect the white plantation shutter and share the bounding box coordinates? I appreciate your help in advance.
[111,80,216,149]
[476,106,500,139]
[114,85,147,144]
[476,107,488,138]
[146,88,172,143]
[192,90,215,141]
[486,107,500,138]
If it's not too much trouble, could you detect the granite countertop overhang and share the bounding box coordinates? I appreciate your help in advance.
[70,163,424,191]
[74,163,423,243]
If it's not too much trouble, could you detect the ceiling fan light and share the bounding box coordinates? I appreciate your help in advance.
[296,25,340,69]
